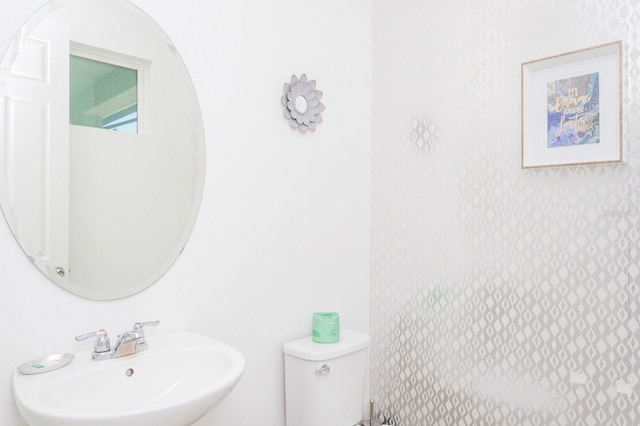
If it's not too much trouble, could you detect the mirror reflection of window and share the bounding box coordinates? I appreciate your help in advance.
[69,55,138,133]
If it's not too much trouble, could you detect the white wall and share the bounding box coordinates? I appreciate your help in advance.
[371,1,640,425]
[0,0,371,425]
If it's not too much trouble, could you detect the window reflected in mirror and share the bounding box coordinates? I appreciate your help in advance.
[69,55,138,133]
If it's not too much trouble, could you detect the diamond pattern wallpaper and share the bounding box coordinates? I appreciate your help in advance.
[371,1,640,425]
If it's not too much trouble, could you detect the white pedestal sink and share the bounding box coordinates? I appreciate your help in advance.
[13,331,245,426]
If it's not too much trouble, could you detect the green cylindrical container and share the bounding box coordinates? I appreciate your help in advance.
[312,312,340,343]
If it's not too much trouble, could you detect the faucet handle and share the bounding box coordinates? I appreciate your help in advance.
[75,329,111,356]
[132,320,160,332]
[130,321,159,352]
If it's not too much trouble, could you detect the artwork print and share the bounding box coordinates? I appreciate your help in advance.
[546,72,600,148]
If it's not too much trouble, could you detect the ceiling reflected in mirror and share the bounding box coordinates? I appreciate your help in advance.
[70,54,138,133]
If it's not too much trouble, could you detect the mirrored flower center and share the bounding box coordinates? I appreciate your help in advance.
[294,95,309,114]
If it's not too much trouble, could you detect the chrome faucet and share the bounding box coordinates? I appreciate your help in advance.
[75,321,160,360]
[74,328,112,360]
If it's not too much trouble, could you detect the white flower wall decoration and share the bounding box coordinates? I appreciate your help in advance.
[282,74,325,133]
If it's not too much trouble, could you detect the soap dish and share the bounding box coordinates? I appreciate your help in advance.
[17,353,74,375]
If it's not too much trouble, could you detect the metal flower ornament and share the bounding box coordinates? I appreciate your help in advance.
[282,74,325,133]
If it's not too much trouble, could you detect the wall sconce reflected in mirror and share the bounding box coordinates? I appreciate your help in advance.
[281,74,325,133]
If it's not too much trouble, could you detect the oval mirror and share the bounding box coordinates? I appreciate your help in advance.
[0,0,205,300]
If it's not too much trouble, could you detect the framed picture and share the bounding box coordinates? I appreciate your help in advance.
[521,41,623,168]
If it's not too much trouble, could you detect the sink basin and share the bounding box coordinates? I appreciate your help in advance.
[13,331,245,426]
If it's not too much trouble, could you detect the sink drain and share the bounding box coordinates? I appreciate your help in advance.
[125,368,134,377]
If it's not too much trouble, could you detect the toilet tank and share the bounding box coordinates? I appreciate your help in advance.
[283,329,370,426]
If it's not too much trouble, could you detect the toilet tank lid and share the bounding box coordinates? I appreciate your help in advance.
[283,329,370,361]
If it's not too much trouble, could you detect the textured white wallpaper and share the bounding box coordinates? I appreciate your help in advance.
[372,1,640,424]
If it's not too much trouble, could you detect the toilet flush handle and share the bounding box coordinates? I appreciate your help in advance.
[315,364,330,376]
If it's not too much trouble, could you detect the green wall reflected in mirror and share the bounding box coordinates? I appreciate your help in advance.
[70,55,138,133]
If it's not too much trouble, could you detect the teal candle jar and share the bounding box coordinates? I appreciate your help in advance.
[312,312,340,343]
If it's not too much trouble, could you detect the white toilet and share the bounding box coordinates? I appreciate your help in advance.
[283,329,370,426]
